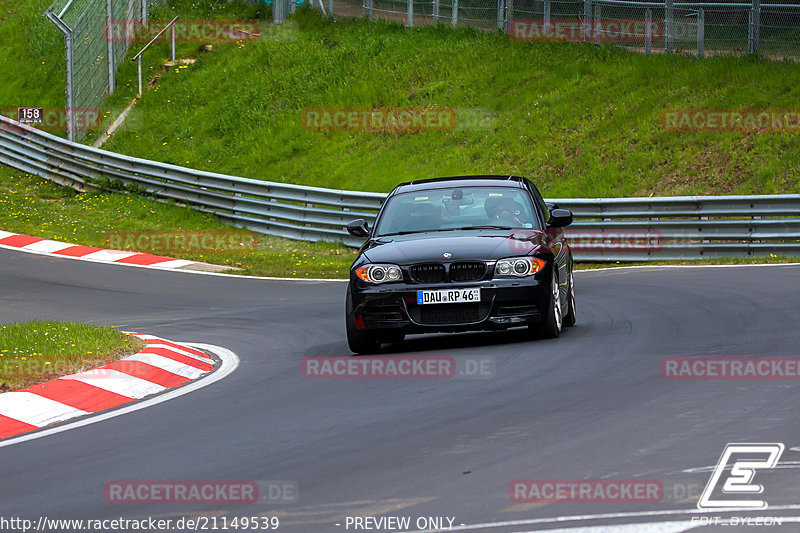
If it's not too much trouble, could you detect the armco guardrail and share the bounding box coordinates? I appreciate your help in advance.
[1,115,799,260]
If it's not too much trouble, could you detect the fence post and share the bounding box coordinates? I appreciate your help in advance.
[665,0,673,53]
[451,0,458,25]
[697,7,704,58]
[407,0,413,27]
[506,0,513,33]
[364,0,373,19]
[289,0,296,15]
[170,22,175,62]
[142,0,148,24]
[106,0,116,94]
[645,7,652,55]
[327,0,333,20]
[497,0,504,31]
[544,0,551,34]
[751,0,760,54]
[593,4,601,44]
[583,0,592,41]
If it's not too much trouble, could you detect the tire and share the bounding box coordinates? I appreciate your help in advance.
[563,270,576,328]
[530,270,563,339]
[346,290,381,355]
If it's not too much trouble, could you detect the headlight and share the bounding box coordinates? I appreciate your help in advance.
[494,257,545,277]
[355,264,403,284]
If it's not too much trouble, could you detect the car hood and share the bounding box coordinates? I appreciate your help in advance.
[362,230,547,264]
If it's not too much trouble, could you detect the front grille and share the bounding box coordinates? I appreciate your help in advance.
[410,263,445,283]
[450,261,486,282]
[418,304,481,325]
[362,307,404,321]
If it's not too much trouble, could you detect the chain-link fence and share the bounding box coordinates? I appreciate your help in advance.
[293,0,800,58]
[44,0,164,141]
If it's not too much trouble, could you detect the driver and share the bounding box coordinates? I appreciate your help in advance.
[484,196,525,226]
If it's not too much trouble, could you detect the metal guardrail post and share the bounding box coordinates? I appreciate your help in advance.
[544,0,551,34]
[645,8,652,55]
[107,0,116,94]
[45,12,76,143]
[594,4,601,44]
[751,0,760,54]
[697,7,704,57]
[451,0,458,25]
[583,0,592,41]
[497,0,504,30]
[407,0,413,27]
[665,0,674,53]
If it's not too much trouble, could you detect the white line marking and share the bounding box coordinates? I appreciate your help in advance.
[513,520,698,533]
[125,353,207,379]
[683,460,800,474]
[403,505,800,532]
[0,343,239,449]
[0,392,90,428]
[60,369,165,399]
[3,230,799,283]
[139,345,214,364]
[147,259,197,269]
[21,239,74,253]
[81,249,139,262]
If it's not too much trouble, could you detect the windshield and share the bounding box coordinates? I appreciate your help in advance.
[374,186,539,236]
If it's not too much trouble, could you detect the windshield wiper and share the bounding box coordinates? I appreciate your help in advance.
[459,225,513,230]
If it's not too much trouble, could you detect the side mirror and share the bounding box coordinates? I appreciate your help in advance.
[547,208,573,228]
[347,218,370,238]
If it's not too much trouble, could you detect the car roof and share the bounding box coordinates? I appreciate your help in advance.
[391,175,529,195]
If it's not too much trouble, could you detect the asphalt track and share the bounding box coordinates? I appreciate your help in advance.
[2,246,800,532]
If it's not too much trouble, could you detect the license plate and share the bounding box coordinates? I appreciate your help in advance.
[416,288,481,305]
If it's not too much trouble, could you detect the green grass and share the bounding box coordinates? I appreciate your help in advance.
[95,7,800,198]
[0,167,357,277]
[0,321,144,391]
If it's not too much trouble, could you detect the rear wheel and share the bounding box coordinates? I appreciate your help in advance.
[346,291,381,355]
[563,270,576,327]
[530,270,562,338]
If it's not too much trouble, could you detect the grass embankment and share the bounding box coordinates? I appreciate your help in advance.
[99,8,800,196]
[0,321,144,391]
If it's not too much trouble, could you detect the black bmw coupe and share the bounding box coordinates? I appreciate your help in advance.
[345,175,576,354]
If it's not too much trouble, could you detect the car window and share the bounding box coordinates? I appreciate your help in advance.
[374,186,540,236]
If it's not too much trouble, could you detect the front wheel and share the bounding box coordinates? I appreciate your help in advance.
[346,291,381,355]
[530,270,562,338]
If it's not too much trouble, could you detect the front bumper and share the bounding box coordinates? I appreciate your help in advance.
[350,277,550,334]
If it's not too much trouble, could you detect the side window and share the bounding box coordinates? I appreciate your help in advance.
[527,183,549,226]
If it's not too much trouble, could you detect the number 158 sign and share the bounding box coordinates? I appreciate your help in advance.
[18,108,43,123]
